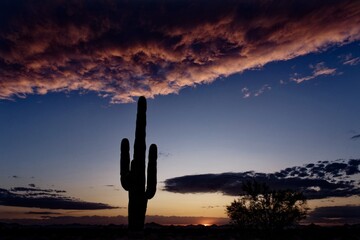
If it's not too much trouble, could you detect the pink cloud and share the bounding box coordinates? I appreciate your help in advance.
[340,53,360,66]
[291,62,337,83]
[0,1,359,103]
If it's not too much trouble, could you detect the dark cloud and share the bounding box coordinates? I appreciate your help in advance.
[307,205,360,225]
[26,211,61,215]
[28,184,36,188]
[104,185,120,191]
[11,187,57,193]
[164,159,360,199]
[159,152,171,158]
[351,134,360,140]
[0,0,359,103]
[0,187,118,210]
[202,205,222,209]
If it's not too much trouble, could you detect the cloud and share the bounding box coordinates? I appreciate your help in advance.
[291,62,337,83]
[351,134,360,140]
[9,186,67,195]
[339,53,360,66]
[0,186,118,210]
[241,87,251,98]
[159,151,172,158]
[164,159,360,199]
[26,211,61,215]
[254,84,271,97]
[0,1,359,103]
[10,186,65,193]
[307,205,360,225]
[104,185,120,191]
[202,205,222,209]
[241,84,271,98]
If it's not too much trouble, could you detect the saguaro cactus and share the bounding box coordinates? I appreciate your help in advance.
[120,96,157,232]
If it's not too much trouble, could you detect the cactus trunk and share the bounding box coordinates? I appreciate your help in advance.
[120,96,157,232]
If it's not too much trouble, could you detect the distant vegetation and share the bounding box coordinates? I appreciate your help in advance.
[226,180,307,230]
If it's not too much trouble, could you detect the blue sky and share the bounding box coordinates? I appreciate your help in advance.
[2,41,359,181]
[0,0,360,225]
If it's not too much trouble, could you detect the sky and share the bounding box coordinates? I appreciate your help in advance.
[0,0,360,226]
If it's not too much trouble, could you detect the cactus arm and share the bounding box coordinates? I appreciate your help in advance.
[120,138,130,191]
[146,144,157,199]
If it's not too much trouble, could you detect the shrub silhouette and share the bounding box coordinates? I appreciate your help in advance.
[120,96,157,232]
[226,180,307,230]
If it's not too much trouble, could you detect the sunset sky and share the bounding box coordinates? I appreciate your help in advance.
[1,0,360,226]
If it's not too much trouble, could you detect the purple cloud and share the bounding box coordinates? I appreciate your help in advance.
[164,159,360,199]
[0,187,118,210]
[291,62,337,83]
[0,1,359,103]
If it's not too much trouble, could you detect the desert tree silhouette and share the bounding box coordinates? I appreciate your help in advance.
[120,96,157,234]
[226,180,307,230]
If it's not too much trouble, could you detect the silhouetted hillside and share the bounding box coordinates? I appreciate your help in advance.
[1,222,360,240]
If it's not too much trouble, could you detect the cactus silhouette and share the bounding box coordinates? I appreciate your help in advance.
[120,96,157,232]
